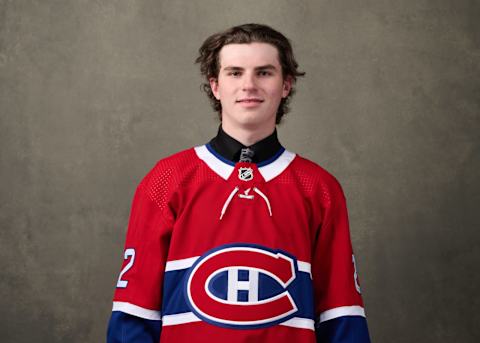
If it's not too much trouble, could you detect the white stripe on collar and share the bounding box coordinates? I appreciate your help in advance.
[194,145,234,180]
[194,145,296,182]
[258,149,296,182]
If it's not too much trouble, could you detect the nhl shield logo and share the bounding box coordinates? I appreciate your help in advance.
[238,167,254,181]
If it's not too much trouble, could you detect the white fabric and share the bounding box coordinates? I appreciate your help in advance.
[112,301,161,320]
[162,312,201,326]
[194,145,234,180]
[162,311,314,331]
[319,305,366,323]
[297,261,312,278]
[165,256,199,272]
[258,150,296,182]
[280,317,315,331]
[194,145,296,182]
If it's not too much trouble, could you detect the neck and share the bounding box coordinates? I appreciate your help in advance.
[221,122,276,146]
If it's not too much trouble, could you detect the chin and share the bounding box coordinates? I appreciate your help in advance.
[237,113,268,125]
[239,119,274,131]
[223,109,275,129]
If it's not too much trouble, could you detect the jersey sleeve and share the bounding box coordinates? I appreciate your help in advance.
[311,178,371,343]
[107,179,172,343]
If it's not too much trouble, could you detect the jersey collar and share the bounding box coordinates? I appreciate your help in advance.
[194,144,296,182]
[208,126,283,164]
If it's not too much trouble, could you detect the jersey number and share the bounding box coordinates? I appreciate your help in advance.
[116,248,135,288]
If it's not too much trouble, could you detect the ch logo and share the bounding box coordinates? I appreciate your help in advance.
[184,244,298,329]
[238,167,254,181]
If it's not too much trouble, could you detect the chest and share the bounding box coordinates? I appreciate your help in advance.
[168,178,316,262]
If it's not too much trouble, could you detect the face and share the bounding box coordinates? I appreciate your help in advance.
[209,42,292,132]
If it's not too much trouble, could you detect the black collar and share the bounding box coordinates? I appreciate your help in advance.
[208,126,283,163]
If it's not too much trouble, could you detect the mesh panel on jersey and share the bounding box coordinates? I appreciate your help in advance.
[140,149,217,214]
[275,157,333,208]
[144,165,173,212]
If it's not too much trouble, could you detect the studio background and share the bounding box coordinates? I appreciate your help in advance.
[1,1,479,342]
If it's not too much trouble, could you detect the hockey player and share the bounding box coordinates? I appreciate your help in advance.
[107,23,371,342]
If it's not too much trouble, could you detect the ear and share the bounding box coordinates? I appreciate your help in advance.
[209,77,220,100]
[282,76,292,98]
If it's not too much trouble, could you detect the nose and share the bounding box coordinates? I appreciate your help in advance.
[242,72,257,91]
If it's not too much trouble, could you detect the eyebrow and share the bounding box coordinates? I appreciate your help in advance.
[222,64,278,72]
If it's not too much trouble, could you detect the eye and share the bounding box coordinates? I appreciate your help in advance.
[258,70,272,77]
[227,71,241,77]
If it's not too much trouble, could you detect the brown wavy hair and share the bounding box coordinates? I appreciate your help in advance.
[195,23,305,124]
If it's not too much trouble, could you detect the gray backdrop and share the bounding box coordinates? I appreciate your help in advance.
[1,0,479,342]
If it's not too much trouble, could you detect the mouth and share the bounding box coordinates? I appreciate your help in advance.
[236,98,264,103]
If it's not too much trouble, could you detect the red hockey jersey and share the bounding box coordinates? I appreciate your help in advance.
[109,144,368,342]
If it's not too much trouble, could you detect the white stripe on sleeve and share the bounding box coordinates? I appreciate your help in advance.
[112,301,161,320]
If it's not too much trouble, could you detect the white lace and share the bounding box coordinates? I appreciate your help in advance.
[219,186,272,220]
[220,186,239,220]
[253,187,272,216]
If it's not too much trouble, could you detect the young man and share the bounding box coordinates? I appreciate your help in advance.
[107,24,371,343]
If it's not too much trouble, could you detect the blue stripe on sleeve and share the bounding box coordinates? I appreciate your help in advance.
[316,316,371,343]
[107,311,161,343]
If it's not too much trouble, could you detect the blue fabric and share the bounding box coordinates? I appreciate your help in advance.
[162,264,315,320]
[107,311,161,343]
[316,316,371,343]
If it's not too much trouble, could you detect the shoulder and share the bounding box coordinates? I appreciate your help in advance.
[143,147,199,182]
[288,153,346,200]
[290,153,343,187]
[137,147,203,210]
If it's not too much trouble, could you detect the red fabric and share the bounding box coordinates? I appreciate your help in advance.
[112,147,365,342]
